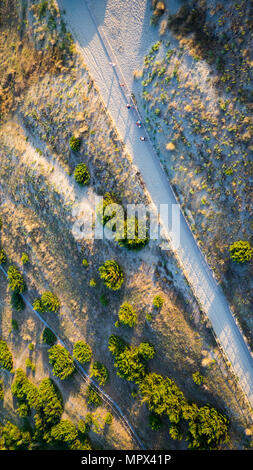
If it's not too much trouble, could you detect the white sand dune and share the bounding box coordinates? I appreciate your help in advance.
[57,0,253,407]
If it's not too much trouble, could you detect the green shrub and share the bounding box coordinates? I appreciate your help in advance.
[0,421,31,449]
[42,327,57,346]
[35,378,63,431]
[108,334,127,357]
[139,373,187,423]
[96,192,119,227]
[82,258,89,267]
[89,278,97,287]
[118,302,137,327]
[28,343,35,351]
[149,413,162,430]
[90,362,109,386]
[50,420,78,445]
[73,341,92,364]
[69,136,81,152]
[192,371,205,386]
[169,424,183,440]
[74,163,90,185]
[86,386,102,407]
[0,248,7,264]
[40,291,60,313]
[7,265,26,293]
[0,215,2,229]
[186,405,229,449]
[33,298,45,313]
[105,412,113,425]
[11,292,25,311]
[229,240,253,263]
[116,216,149,250]
[48,345,75,380]
[99,259,124,290]
[0,340,13,371]
[25,358,35,372]
[21,253,29,264]
[153,295,164,309]
[138,342,155,360]
[11,369,39,411]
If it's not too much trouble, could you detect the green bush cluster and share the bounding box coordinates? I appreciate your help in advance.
[109,335,154,383]
[229,240,252,263]
[0,421,31,450]
[0,380,4,400]
[90,362,109,386]
[118,302,137,327]
[74,163,90,185]
[33,291,60,313]
[153,295,164,309]
[42,327,57,346]
[86,386,102,408]
[73,341,92,364]
[11,369,39,415]
[0,248,6,264]
[99,259,124,290]
[116,216,149,250]
[48,345,75,380]
[0,340,13,371]
[7,265,26,293]
[69,136,81,152]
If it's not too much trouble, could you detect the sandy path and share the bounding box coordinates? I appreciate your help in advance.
[57,0,253,407]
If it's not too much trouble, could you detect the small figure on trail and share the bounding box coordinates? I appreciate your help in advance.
[136,120,142,128]
[126,103,132,109]
[140,136,146,141]
[109,62,116,67]
[120,83,125,87]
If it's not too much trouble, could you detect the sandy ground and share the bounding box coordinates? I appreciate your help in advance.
[57,0,253,407]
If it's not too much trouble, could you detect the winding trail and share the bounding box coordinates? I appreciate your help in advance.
[0,265,144,450]
[57,0,253,407]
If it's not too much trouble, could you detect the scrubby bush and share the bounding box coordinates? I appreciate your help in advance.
[99,259,124,290]
[192,371,205,386]
[149,413,162,430]
[42,327,57,346]
[118,302,137,327]
[0,248,7,264]
[11,369,39,411]
[0,340,13,371]
[96,192,119,227]
[74,163,90,185]
[50,420,78,445]
[11,292,25,312]
[86,386,102,407]
[153,295,164,309]
[0,421,31,450]
[116,216,149,250]
[90,362,109,386]
[169,424,183,440]
[229,240,253,263]
[7,266,26,293]
[40,291,60,313]
[73,341,92,364]
[108,334,127,357]
[105,412,113,425]
[109,337,154,384]
[35,378,63,431]
[33,298,44,313]
[25,358,35,372]
[186,405,229,449]
[138,342,155,360]
[139,373,187,423]
[21,253,29,264]
[48,345,75,380]
[69,136,81,152]
[0,215,2,229]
